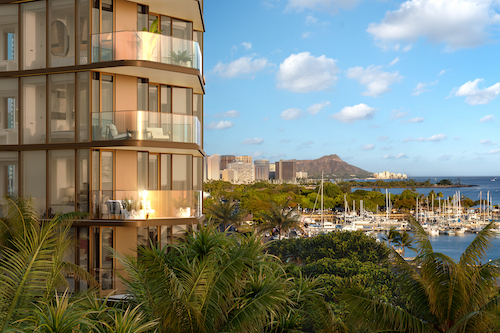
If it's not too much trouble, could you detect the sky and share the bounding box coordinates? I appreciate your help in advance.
[203,0,500,177]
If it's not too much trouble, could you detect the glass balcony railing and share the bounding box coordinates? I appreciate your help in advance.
[91,111,201,145]
[91,31,202,73]
[91,190,202,220]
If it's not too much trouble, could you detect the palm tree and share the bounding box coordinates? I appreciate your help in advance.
[204,199,246,230]
[393,230,414,257]
[118,225,292,333]
[257,199,301,240]
[343,217,500,333]
[382,226,400,249]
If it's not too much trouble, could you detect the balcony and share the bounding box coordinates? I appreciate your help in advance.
[91,111,201,145]
[91,31,202,73]
[91,190,202,220]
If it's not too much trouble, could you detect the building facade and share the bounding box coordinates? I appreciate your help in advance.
[235,155,252,164]
[205,153,220,181]
[275,160,296,183]
[0,0,204,293]
[254,159,269,181]
[219,154,235,171]
[228,161,254,184]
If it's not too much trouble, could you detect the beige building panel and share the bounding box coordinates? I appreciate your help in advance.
[116,150,138,190]
[115,74,138,111]
[116,0,138,31]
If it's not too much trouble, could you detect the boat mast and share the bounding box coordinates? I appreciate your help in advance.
[321,171,324,227]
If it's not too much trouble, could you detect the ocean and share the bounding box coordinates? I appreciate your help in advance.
[363,177,500,261]
[354,176,500,205]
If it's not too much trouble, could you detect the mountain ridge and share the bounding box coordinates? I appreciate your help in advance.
[293,154,372,178]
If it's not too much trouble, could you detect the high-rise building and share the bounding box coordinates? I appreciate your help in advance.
[236,155,252,163]
[205,154,220,181]
[221,168,237,182]
[220,155,235,171]
[228,161,254,184]
[275,160,296,183]
[0,0,204,293]
[254,159,270,180]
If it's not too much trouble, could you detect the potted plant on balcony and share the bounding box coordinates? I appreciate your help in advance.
[170,50,192,67]
[173,196,191,217]
[137,19,162,61]
[121,197,142,219]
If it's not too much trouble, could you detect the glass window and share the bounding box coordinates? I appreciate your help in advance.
[160,16,171,37]
[77,72,90,142]
[149,14,158,32]
[193,94,202,121]
[137,78,148,111]
[49,0,75,67]
[160,154,170,190]
[101,0,113,34]
[77,0,89,65]
[172,154,192,190]
[149,154,158,190]
[193,31,203,52]
[137,151,148,191]
[149,85,158,112]
[77,149,89,213]
[193,156,202,191]
[0,152,18,197]
[22,76,46,144]
[101,75,113,112]
[91,0,99,35]
[101,227,113,290]
[160,85,171,113]
[0,5,18,71]
[49,150,75,215]
[137,5,148,31]
[22,150,46,215]
[0,78,18,145]
[172,224,188,243]
[22,1,46,70]
[49,73,75,143]
[172,19,192,40]
[137,226,148,249]
[101,151,113,191]
[77,227,89,290]
[172,87,192,115]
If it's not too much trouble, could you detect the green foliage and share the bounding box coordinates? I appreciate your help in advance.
[437,178,453,186]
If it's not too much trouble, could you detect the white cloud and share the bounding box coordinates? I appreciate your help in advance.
[388,57,400,66]
[297,140,314,150]
[382,146,392,150]
[439,154,453,161]
[367,0,500,50]
[480,139,497,145]
[412,80,438,96]
[242,137,264,145]
[252,151,267,158]
[346,65,403,97]
[487,149,500,154]
[207,121,235,130]
[302,31,312,39]
[280,108,304,120]
[286,0,362,13]
[404,133,447,142]
[362,144,375,150]
[277,52,339,93]
[378,136,389,141]
[213,110,240,118]
[382,154,395,159]
[454,79,500,105]
[305,15,318,24]
[439,69,450,76]
[406,117,425,123]
[270,153,287,160]
[213,56,269,78]
[396,153,409,159]
[330,103,377,123]
[307,101,331,115]
[241,42,252,50]
[480,114,495,122]
[390,109,409,119]
[427,133,447,141]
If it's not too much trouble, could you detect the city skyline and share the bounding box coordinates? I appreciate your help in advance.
[204,0,500,177]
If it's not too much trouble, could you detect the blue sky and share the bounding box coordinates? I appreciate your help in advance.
[203,0,500,177]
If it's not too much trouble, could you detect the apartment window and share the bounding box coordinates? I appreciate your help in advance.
[101,75,113,111]
[137,78,148,110]
[49,73,75,143]
[0,78,18,145]
[22,1,46,70]
[22,151,46,215]
[138,226,158,250]
[172,87,192,115]
[137,5,148,31]
[0,152,18,197]
[172,154,192,190]
[101,0,113,34]
[49,150,75,215]
[77,0,89,65]
[101,151,113,191]
[49,0,76,67]
[137,152,148,191]
[0,5,18,71]
[193,156,202,191]
[193,30,203,52]
[160,225,171,247]
[160,85,171,113]
[149,85,158,112]
[22,76,46,144]
[77,149,89,213]
[92,226,114,290]
[77,227,89,290]
[149,154,158,190]
[159,16,193,40]
[77,72,90,142]
[160,154,171,190]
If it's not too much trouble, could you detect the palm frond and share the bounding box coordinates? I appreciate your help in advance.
[459,221,497,267]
